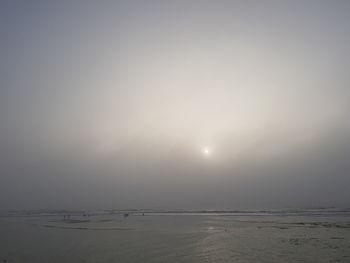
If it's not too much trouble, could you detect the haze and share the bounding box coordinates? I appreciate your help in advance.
[1,0,350,210]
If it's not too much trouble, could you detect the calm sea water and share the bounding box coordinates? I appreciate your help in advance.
[1,210,350,262]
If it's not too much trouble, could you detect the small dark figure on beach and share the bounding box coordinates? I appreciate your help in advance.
[63,214,71,220]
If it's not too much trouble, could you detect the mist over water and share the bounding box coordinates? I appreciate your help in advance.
[1,0,350,210]
[2,2,350,263]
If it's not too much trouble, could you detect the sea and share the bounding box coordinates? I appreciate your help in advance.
[1,208,349,262]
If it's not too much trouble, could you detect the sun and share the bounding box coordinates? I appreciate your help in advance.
[202,147,211,156]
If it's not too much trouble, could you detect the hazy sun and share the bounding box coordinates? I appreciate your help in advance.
[202,147,211,156]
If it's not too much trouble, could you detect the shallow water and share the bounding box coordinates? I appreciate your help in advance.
[1,211,350,262]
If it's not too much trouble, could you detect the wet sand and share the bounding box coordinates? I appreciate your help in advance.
[0,211,349,262]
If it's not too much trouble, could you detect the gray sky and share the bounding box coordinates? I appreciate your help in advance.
[1,0,350,210]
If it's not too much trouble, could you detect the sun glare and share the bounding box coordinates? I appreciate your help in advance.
[202,147,211,156]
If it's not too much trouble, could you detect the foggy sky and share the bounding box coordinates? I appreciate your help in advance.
[1,0,350,210]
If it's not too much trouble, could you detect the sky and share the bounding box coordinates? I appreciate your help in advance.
[1,0,350,210]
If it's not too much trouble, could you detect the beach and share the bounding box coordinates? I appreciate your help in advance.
[1,210,349,262]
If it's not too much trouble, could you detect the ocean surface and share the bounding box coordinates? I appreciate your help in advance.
[1,209,349,262]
